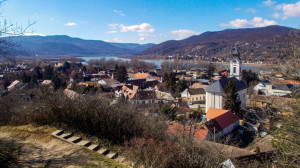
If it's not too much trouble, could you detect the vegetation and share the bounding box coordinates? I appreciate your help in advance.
[241,69,259,86]
[223,80,242,117]
[116,65,128,83]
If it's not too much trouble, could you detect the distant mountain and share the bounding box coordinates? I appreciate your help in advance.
[109,43,155,52]
[8,35,154,57]
[139,25,294,61]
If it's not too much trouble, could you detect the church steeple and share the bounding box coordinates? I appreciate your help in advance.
[230,47,242,80]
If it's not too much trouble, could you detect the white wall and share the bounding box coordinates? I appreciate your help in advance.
[205,92,223,113]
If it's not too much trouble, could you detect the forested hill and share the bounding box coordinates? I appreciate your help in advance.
[139,25,294,61]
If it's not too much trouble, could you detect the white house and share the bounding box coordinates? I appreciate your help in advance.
[205,77,247,113]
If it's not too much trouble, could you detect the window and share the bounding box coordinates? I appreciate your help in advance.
[233,67,236,73]
[196,97,198,100]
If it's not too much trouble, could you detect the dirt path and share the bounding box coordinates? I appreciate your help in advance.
[0,125,128,168]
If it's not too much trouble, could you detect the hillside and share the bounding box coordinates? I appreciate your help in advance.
[8,35,154,57]
[139,25,294,61]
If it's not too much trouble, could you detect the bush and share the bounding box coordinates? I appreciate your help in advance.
[25,89,166,144]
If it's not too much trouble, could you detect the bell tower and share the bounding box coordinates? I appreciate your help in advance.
[230,47,242,80]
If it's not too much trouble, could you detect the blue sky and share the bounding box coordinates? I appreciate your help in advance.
[2,0,300,44]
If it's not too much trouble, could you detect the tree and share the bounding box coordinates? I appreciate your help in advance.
[43,65,54,80]
[82,65,87,72]
[223,80,242,117]
[207,63,216,80]
[30,66,43,83]
[161,105,176,121]
[241,69,258,86]
[116,66,128,82]
[52,71,62,90]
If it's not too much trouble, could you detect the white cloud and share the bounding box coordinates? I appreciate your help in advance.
[139,37,145,41]
[245,8,257,14]
[169,29,200,40]
[108,23,119,30]
[276,1,300,19]
[220,17,278,28]
[105,37,123,43]
[120,23,155,33]
[113,9,126,16]
[65,22,77,26]
[263,0,276,6]
[272,12,280,18]
[106,30,117,34]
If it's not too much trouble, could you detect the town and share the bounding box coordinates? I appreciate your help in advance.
[1,45,299,167]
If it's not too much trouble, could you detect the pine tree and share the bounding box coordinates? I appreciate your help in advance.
[116,66,128,82]
[223,80,242,117]
[52,71,62,90]
[43,65,54,80]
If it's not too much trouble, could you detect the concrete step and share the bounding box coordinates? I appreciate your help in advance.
[116,155,126,163]
[52,130,64,136]
[77,140,91,147]
[97,148,109,155]
[60,133,73,139]
[67,136,82,144]
[88,144,100,151]
[106,152,118,159]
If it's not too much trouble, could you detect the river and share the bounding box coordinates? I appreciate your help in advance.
[78,56,267,73]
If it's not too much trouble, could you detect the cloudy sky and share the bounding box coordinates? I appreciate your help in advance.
[2,0,300,44]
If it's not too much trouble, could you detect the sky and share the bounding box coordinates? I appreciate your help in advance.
[2,0,300,44]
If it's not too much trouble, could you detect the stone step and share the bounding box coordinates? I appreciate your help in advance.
[77,140,91,147]
[88,144,100,151]
[106,152,118,159]
[52,130,64,136]
[61,133,73,139]
[97,148,109,155]
[116,155,126,163]
[67,136,82,144]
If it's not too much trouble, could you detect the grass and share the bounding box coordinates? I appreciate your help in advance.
[0,124,56,141]
[77,148,130,168]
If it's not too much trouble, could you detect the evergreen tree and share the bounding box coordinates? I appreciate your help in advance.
[241,69,258,86]
[223,80,242,117]
[116,66,128,82]
[52,71,62,90]
[82,65,87,72]
[43,65,54,80]
[207,63,216,80]
[30,66,43,83]
[115,64,119,70]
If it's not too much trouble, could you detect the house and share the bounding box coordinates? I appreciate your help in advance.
[130,90,157,104]
[7,80,23,92]
[205,77,247,113]
[134,73,152,80]
[190,82,209,89]
[181,88,206,104]
[118,84,139,99]
[219,69,229,78]
[197,108,240,141]
[98,79,120,88]
[254,80,292,96]
[189,68,208,79]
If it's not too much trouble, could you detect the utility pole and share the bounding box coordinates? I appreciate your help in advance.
[214,127,216,142]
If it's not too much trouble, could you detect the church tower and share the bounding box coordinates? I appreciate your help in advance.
[230,48,242,80]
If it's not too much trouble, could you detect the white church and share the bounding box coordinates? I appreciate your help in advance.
[205,48,247,113]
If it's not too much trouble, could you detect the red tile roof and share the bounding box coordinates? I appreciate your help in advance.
[213,112,240,129]
[134,73,151,79]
